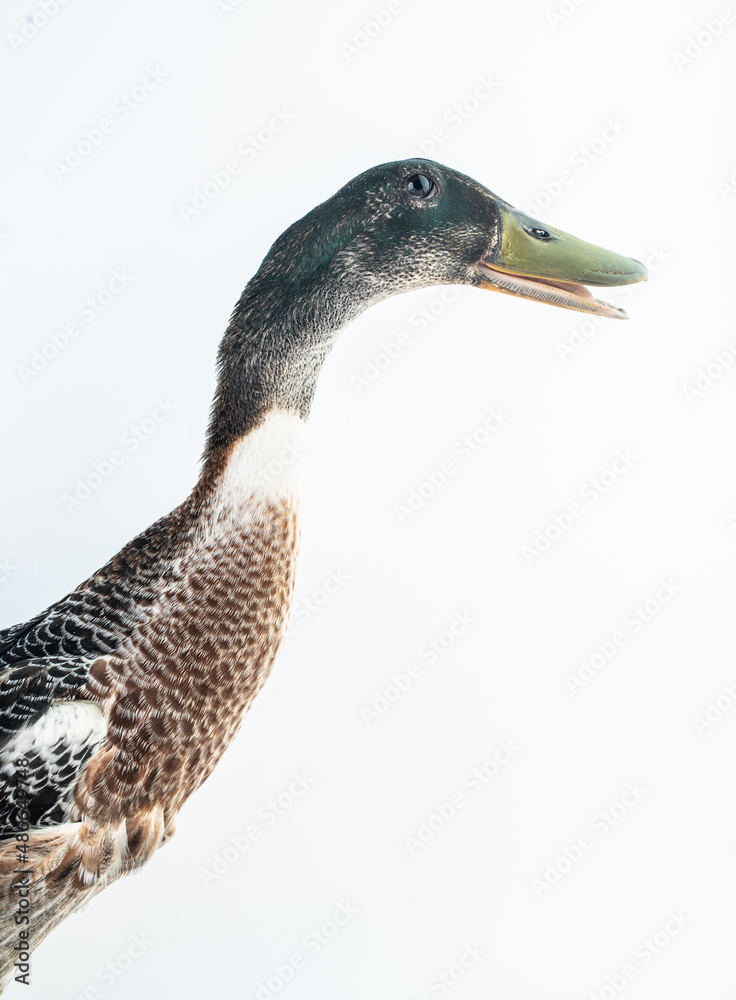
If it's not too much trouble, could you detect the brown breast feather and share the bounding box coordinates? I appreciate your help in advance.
[74,497,301,854]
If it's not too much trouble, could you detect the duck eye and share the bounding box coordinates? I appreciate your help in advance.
[524,226,552,241]
[405,173,436,198]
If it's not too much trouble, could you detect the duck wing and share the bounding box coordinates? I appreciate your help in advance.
[0,591,125,836]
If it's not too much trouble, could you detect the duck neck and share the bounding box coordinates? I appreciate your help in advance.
[200,274,357,485]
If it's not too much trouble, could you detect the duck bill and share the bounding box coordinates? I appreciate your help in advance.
[475,204,648,319]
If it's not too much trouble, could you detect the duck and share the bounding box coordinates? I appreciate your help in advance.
[0,158,646,988]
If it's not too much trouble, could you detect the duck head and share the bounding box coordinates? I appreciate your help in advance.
[252,157,647,324]
[207,159,646,456]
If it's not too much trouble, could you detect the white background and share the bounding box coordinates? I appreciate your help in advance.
[1,0,735,997]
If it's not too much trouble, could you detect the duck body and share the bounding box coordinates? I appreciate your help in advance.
[13,415,304,816]
[0,159,646,986]
[0,418,307,986]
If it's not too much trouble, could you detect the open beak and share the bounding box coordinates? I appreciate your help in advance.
[475,204,648,319]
